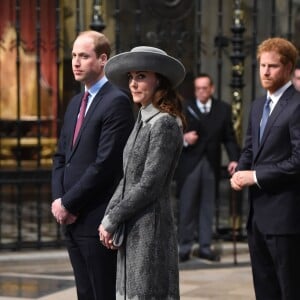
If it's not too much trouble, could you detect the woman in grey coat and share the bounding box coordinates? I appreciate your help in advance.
[98,46,186,299]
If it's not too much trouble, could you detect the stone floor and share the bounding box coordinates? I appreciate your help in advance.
[0,241,255,300]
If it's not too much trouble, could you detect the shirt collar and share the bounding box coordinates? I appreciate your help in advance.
[196,98,212,110]
[267,81,292,105]
[86,76,108,99]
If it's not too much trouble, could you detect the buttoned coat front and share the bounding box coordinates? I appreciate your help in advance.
[102,105,183,300]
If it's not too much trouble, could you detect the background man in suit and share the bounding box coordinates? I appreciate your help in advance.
[231,37,300,299]
[177,73,240,262]
[51,31,134,300]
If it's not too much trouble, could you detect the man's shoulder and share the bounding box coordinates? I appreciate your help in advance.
[211,98,232,114]
[94,82,131,109]
[212,98,230,106]
[100,81,129,98]
[183,99,196,109]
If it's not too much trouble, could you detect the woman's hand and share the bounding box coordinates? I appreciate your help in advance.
[98,224,117,250]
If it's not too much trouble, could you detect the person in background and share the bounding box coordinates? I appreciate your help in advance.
[176,73,240,262]
[292,59,300,91]
[51,30,134,300]
[99,46,185,299]
[231,37,300,299]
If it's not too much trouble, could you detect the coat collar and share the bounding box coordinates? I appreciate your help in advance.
[140,103,160,124]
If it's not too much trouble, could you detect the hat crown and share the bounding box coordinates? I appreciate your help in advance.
[131,46,167,56]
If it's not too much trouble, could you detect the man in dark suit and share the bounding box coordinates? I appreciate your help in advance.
[177,73,240,262]
[51,31,134,300]
[231,37,300,299]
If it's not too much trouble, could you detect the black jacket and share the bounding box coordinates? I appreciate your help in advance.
[176,97,240,192]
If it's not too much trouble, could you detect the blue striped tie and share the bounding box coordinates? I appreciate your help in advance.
[259,97,272,142]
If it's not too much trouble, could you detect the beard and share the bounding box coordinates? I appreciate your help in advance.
[260,76,287,93]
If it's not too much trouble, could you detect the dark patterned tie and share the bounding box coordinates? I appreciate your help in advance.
[73,91,89,145]
[259,97,272,142]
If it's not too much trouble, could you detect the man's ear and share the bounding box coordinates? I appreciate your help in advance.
[211,84,215,95]
[99,53,108,66]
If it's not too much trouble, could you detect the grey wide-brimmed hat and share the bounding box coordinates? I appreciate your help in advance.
[104,46,186,90]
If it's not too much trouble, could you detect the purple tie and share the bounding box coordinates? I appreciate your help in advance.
[73,91,89,145]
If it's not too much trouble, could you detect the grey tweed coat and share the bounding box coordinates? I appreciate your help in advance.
[102,104,183,299]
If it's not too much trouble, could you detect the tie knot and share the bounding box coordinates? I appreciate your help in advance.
[264,97,273,113]
[202,104,208,113]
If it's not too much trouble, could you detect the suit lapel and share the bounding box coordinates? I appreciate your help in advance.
[69,82,110,154]
[252,97,264,157]
[187,100,202,120]
[259,99,287,145]
[254,87,292,161]
[68,93,84,150]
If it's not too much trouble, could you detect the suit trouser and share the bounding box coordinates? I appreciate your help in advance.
[65,229,117,300]
[179,157,215,256]
[248,217,300,300]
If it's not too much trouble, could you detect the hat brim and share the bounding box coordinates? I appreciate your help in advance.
[104,51,185,90]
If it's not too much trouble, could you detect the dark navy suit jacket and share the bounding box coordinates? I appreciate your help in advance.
[52,81,134,236]
[176,98,240,192]
[237,85,300,234]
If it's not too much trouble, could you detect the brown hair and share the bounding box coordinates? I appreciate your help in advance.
[152,74,186,129]
[257,37,298,73]
[78,30,111,59]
